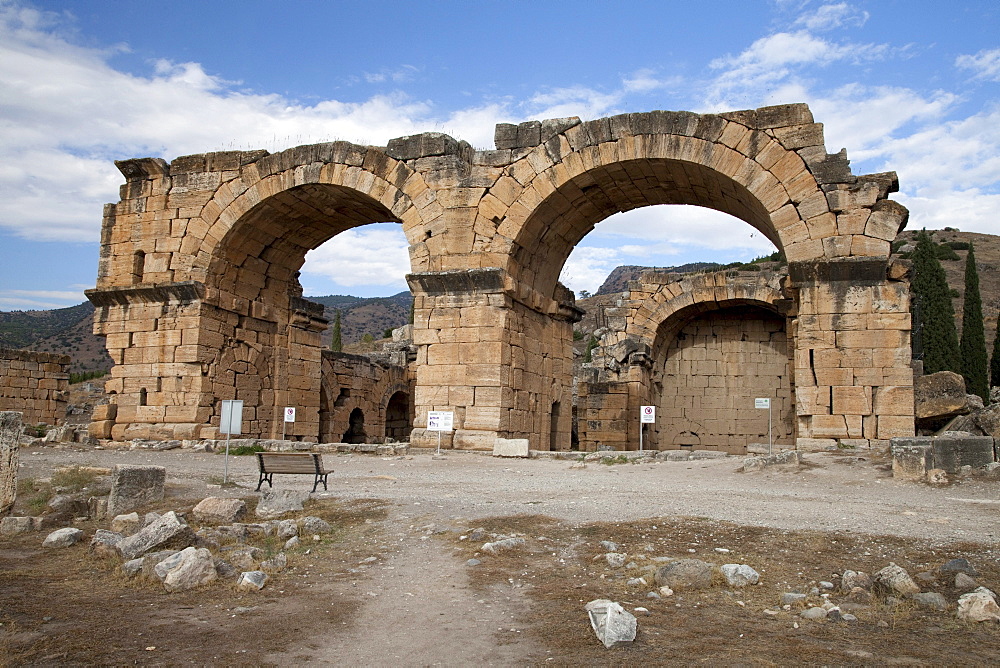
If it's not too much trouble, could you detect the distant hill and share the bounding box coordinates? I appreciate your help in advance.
[309,292,412,347]
[595,262,725,295]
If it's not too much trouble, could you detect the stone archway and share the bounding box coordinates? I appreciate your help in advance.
[89,104,914,450]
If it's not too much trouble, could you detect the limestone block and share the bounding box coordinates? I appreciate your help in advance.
[108,465,166,516]
[493,438,529,458]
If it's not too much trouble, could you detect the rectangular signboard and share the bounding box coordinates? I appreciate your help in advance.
[220,399,244,435]
[284,407,296,423]
[640,405,656,423]
[427,410,454,432]
[755,398,770,409]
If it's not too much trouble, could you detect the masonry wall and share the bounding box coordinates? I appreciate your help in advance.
[655,308,793,453]
[320,351,413,444]
[0,348,70,427]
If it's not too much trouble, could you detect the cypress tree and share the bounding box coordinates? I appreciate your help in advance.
[330,310,342,352]
[911,231,960,374]
[991,311,1000,391]
[959,241,988,400]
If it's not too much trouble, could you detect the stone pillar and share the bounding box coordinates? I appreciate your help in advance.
[1,411,22,517]
[789,258,915,448]
[407,268,578,451]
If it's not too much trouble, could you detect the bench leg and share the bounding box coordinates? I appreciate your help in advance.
[256,473,272,491]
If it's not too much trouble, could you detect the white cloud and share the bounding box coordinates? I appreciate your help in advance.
[560,246,624,295]
[622,68,681,94]
[956,48,1000,82]
[0,289,87,310]
[794,3,869,31]
[364,64,420,84]
[300,225,410,289]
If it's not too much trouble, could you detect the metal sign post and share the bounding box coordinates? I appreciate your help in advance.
[219,399,244,484]
[754,398,772,454]
[640,406,655,451]
[427,410,454,455]
[282,406,295,441]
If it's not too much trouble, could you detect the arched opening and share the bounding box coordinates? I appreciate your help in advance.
[385,391,411,442]
[343,407,366,444]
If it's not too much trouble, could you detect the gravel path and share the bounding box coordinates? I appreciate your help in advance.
[18,446,999,545]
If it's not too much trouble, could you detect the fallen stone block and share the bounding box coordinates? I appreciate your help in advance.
[957,588,1000,622]
[0,516,34,536]
[192,497,247,524]
[873,563,920,596]
[236,570,268,592]
[654,559,714,590]
[107,465,166,516]
[89,529,124,558]
[585,599,637,648]
[481,537,526,554]
[255,489,310,519]
[43,527,84,548]
[721,563,760,587]
[744,450,799,472]
[154,546,218,592]
[493,438,529,458]
[116,511,195,560]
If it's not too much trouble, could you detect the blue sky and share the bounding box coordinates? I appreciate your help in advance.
[1,0,998,309]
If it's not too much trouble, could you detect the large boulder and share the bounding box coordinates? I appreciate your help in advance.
[957,588,1000,622]
[915,372,971,426]
[873,563,920,596]
[42,527,83,548]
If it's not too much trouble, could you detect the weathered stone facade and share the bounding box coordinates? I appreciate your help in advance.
[320,351,413,444]
[0,348,69,427]
[87,104,914,450]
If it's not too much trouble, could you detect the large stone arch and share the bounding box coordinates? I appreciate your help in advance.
[89,104,914,450]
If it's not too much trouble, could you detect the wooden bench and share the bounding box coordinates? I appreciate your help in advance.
[255,452,332,493]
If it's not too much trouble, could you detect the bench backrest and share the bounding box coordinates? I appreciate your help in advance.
[256,452,321,474]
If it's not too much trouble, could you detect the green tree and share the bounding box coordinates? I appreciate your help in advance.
[911,230,960,374]
[991,311,1000,391]
[583,335,599,363]
[959,241,988,400]
[330,310,342,352]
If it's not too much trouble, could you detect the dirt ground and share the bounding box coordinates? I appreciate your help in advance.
[2,446,999,666]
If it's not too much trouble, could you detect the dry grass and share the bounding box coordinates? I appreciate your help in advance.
[448,515,1000,666]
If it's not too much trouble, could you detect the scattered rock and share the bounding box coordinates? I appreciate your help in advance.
[261,552,287,574]
[600,540,620,552]
[107,465,166,516]
[939,558,978,577]
[781,593,807,606]
[154,546,218,592]
[236,570,269,592]
[42,527,83,548]
[89,529,124,558]
[927,469,949,484]
[284,536,300,550]
[274,519,298,539]
[605,552,627,568]
[466,558,481,566]
[482,537,525,553]
[955,573,979,591]
[222,546,265,571]
[800,607,828,620]
[110,512,141,536]
[116,511,196,560]
[626,577,647,587]
[912,592,948,611]
[0,516,35,536]
[845,587,873,604]
[122,558,143,578]
[654,559,714,590]
[957,588,1000,622]
[658,586,674,597]
[720,564,760,587]
[585,599,637,648]
[213,557,239,580]
[841,570,872,592]
[873,563,920,597]
[192,497,247,524]
[255,489,310,519]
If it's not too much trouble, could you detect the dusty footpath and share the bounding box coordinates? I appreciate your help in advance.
[3,446,1000,666]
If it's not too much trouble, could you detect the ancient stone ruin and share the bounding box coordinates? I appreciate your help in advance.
[0,348,69,428]
[85,104,914,452]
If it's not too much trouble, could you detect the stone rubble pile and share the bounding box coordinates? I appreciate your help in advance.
[29,494,333,593]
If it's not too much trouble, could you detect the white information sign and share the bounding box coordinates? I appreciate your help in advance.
[219,400,244,435]
[640,405,656,423]
[754,397,771,409]
[427,411,454,432]
[283,406,296,423]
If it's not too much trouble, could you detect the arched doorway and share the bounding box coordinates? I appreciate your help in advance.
[343,407,366,444]
[384,391,411,442]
